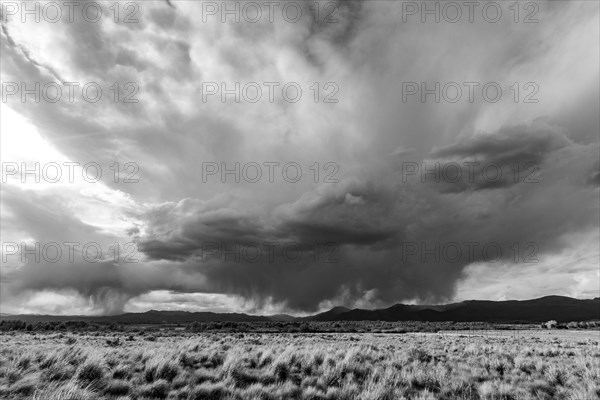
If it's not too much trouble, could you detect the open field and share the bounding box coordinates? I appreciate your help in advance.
[419,330,600,341]
[1,330,599,400]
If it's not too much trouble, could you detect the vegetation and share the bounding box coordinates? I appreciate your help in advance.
[2,319,599,334]
[0,329,598,399]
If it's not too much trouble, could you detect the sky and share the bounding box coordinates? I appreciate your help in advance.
[0,0,599,316]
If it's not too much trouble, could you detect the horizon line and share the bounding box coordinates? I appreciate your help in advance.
[3,294,598,318]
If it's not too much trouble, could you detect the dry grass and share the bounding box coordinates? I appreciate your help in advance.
[0,330,598,399]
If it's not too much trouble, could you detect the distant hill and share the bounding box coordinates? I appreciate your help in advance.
[0,310,271,324]
[307,306,351,321]
[308,296,600,323]
[2,296,598,324]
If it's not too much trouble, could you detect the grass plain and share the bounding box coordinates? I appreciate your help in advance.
[0,329,598,400]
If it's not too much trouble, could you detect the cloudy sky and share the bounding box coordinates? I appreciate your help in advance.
[1,0,598,315]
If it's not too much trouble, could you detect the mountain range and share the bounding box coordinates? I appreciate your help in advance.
[2,296,598,324]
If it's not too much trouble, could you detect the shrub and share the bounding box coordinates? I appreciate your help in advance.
[195,368,218,384]
[407,348,432,364]
[546,366,567,386]
[179,352,198,368]
[274,361,290,382]
[16,356,31,370]
[77,361,105,384]
[188,383,230,400]
[139,379,170,399]
[10,377,36,396]
[157,361,180,381]
[104,379,130,396]
[112,366,131,380]
[145,359,180,382]
[43,364,74,382]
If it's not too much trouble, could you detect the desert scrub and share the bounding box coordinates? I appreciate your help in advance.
[77,359,105,385]
[0,330,598,400]
[103,379,131,396]
[144,357,180,382]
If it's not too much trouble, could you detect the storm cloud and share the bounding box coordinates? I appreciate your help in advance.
[1,0,598,314]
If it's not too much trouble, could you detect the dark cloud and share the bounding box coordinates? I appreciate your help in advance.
[1,1,598,314]
[430,123,571,163]
[138,204,269,261]
[307,0,364,46]
[422,122,573,193]
[128,125,598,311]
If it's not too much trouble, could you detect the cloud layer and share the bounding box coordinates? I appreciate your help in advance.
[1,0,598,314]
